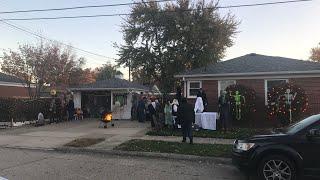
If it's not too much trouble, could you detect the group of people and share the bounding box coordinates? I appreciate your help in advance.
[44,97,82,125]
[136,96,163,129]
[134,88,209,144]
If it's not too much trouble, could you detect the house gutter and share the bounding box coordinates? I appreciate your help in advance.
[68,87,149,92]
[174,70,320,78]
[0,81,36,88]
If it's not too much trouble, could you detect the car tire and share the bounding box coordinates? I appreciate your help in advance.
[257,155,296,180]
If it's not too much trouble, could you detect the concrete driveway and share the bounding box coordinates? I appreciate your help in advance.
[0,119,149,150]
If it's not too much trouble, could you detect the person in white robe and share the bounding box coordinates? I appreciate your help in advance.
[194,94,204,113]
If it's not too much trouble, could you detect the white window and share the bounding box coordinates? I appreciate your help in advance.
[187,81,202,98]
[265,79,288,105]
[113,93,128,106]
[218,80,236,96]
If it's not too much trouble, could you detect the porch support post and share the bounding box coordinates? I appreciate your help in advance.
[183,79,187,98]
[110,91,113,111]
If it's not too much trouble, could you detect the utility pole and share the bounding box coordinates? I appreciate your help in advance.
[128,59,131,82]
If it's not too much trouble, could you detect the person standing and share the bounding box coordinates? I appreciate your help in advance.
[171,99,179,128]
[137,97,146,123]
[55,98,63,123]
[218,90,231,132]
[164,100,173,128]
[194,94,204,113]
[178,98,195,144]
[49,98,56,124]
[67,99,75,121]
[148,99,158,129]
[198,88,208,111]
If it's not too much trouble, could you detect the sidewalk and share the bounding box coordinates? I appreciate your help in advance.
[137,135,235,145]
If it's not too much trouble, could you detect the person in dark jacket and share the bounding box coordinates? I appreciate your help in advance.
[67,99,75,121]
[148,99,157,129]
[218,90,232,132]
[198,88,208,111]
[137,97,146,123]
[178,98,195,144]
[49,98,56,124]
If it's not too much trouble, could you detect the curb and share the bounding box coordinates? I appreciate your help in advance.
[0,145,56,152]
[0,145,232,165]
[54,147,232,165]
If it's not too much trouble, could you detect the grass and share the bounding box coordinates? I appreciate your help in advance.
[114,139,233,158]
[64,138,105,148]
[146,127,264,139]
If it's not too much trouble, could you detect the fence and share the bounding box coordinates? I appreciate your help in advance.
[0,98,51,122]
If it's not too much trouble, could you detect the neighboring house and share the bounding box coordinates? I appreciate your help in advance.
[69,78,150,120]
[0,72,30,98]
[176,53,320,122]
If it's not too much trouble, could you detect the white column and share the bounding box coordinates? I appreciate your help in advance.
[184,80,187,98]
[73,92,81,109]
[110,91,113,111]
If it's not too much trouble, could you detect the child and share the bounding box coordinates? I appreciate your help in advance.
[75,108,83,120]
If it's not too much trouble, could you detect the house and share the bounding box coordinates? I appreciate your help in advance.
[69,78,150,120]
[0,72,31,98]
[176,53,320,125]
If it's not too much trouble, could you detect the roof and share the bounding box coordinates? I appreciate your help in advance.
[69,78,150,91]
[0,72,23,83]
[176,53,320,77]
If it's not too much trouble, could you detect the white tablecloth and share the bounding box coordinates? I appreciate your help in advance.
[195,112,217,130]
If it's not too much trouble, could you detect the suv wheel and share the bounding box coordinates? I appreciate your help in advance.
[257,155,296,180]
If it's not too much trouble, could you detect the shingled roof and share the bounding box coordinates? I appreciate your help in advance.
[70,78,149,91]
[0,72,23,83]
[176,53,320,77]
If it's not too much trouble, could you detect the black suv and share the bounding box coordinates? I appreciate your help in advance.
[232,114,320,180]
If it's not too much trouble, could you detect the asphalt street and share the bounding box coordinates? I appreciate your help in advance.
[0,148,245,180]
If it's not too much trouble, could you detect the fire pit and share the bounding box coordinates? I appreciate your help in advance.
[100,112,114,128]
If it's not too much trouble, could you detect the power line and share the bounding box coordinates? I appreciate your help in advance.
[0,0,312,21]
[0,19,117,62]
[2,13,131,21]
[0,0,174,14]
[218,0,312,8]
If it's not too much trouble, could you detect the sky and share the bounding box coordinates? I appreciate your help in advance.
[0,0,319,80]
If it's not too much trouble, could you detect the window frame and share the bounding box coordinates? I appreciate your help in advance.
[264,79,289,105]
[112,93,128,106]
[218,80,236,97]
[187,81,202,98]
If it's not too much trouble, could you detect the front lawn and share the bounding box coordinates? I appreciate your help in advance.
[146,127,264,139]
[114,139,233,158]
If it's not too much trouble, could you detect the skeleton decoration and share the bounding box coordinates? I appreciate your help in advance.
[284,88,297,123]
[232,91,246,120]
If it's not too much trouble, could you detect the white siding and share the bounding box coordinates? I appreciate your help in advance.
[112,93,132,120]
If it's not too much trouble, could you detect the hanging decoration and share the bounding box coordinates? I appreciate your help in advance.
[225,84,256,121]
[267,83,308,125]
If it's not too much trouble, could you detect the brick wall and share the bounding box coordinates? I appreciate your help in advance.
[290,77,320,115]
[185,78,320,127]
[202,80,219,111]
[0,85,30,98]
[186,80,218,112]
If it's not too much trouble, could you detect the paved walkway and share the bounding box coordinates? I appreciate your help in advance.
[0,119,149,150]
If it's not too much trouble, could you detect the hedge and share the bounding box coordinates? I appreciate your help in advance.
[0,98,51,122]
